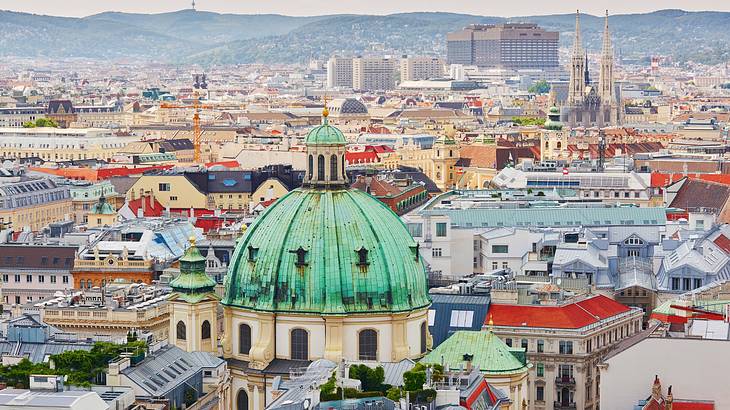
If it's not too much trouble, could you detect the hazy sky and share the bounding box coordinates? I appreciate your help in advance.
[2,0,729,17]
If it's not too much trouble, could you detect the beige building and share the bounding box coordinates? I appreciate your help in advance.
[0,127,135,162]
[0,178,73,232]
[400,56,445,82]
[488,295,644,410]
[326,56,354,89]
[352,57,397,91]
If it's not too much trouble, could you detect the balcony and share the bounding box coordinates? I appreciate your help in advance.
[555,376,575,386]
[554,402,576,410]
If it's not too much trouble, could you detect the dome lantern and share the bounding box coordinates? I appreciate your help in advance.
[303,99,348,189]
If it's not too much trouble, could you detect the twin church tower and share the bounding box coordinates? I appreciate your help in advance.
[562,10,621,128]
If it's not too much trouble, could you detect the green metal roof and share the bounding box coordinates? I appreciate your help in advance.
[222,187,430,314]
[435,135,457,145]
[170,242,217,302]
[90,197,115,215]
[423,207,667,229]
[421,330,529,376]
[304,118,346,145]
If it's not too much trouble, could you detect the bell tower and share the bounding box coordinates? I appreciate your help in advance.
[169,237,219,353]
[567,10,585,107]
[303,100,349,189]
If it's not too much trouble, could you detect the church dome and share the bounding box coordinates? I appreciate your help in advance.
[304,118,346,146]
[329,98,368,115]
[222,187,430,314]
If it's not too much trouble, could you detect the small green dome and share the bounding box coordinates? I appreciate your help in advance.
[90,197,115,215]
[304,120,346,145]
[222,188,430,314]
[544,106,563,131]
[171,241,217,302]
[549,106,560,114]
[421,330,530,376]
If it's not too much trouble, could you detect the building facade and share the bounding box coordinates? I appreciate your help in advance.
[0,178,72,232]
[352,57,397,91]
[400,56,445,82]
[326,56,354,89]
[447,24,559,69]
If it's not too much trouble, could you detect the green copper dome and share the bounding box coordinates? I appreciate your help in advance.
[544,105,563,131]
[222,188,430,314]
[171,241,217,303]
[90,196,115,215]
[421,330,529,376]
[304,118,347,145]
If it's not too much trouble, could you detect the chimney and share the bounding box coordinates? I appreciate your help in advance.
[651,375,662,402]
[665,386,673,410]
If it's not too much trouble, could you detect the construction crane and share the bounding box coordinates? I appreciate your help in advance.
[159,74,211,163]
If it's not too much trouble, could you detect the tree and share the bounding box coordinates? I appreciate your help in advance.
[528,80,550,94]
[348,364,386,392]
[22,118,59,128]
[511,117,546,127]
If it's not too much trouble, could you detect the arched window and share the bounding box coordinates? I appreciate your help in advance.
[358,329,378,360]
[237,389,249,410]
[290,329,308,360]
[308,154,313,180]
[87,279,93,289]
[420,322,427,354]
[201,320,211,340]
[330,154,338,181]
[317,155,325,181]
[239,324,251,355]
[176,321,186,340]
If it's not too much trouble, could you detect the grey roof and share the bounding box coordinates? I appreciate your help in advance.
[121,345,223,396]
[423,207,667,229]
[0,389,106,409]
[617,257,657,291]
[0,340,94,363]
[379,359,416,387]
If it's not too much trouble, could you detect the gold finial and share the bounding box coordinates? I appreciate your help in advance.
[487,315,494,332]
[322,95,329,119]
[188,235,196,247]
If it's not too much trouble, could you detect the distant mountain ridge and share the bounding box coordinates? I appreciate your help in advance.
[0,9,728,65]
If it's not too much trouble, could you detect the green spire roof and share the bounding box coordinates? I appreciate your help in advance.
[171,239,217,302]
[222,188,430,314]
[304,117,347,145]
[435,134,457,145]
[421,330,529,375]
[90,196,115,215]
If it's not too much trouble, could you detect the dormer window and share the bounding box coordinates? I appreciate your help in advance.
[356,247,369,267]
[410,243,420,262]
[247,245,259,262]
[290,247,308,267]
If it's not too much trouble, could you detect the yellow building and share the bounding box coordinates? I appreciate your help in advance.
[0,178,72,232]
[397,135,460,191]
[127,175,209,209]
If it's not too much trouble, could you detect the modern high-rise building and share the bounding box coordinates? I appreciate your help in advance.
[400,56,445,82]
[352,57,397,91]
[447,23,559,69]
[326,56,354,89]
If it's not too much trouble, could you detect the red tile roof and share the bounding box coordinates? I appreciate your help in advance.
[346,151,380,164]
[713,235,730,254]
[487,295,631,329]
[672,402,715,410]
[651,172,730,188]
[127,196,165,217]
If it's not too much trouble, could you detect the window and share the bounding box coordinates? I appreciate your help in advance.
[559,340,573,354]
[492,262,498,270]
[502,262,508,269]
[1,274,6,283]
[420,322,428,354]
[317,155,325,181]
[492,245,509,254]
[505,338,512,347]
[176,321,186,340]
[627,249,640,257]
[537,339,544,353]
[201,320,211,340]
[358,329,378,360]
[330,155,338,181]
[536,385,544,401]
[683,278,691,291]
[536,363,544,377]
[158,183,171,191]
[407,223,423,237]
[237,389,249,410]
[449,310,474,327]
[239,324,251,355]
[427,309,436,326]
[694,278,702,289]
[26,275,32,283]
[170,196,178,201]
[432,248,442,258]
[521,339,528,350]
[38,275,44,283]
[291,329,309,360]
[671,277,680,290]
[62,276,69,284]
[435,222,447,237]
[308,154,313,179]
